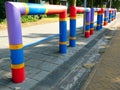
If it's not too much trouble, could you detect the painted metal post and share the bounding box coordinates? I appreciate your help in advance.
[59,11,67,53]
[113,10,115,20]
[96,10,101,30]
[108,10,112,23]
[112,10,114,21]
[83,0,87,34]
[106,9,109,24]
[5,2,25,83]
[100,8,103,29]
[85,10,91,38]
[69,6,76,47]
[90,8,94,35]
[115,9,116,19]
[104,9,109,26]
[113,9,115,20]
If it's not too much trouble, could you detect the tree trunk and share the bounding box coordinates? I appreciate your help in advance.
[100,0,103,7]
[72,0,76,6]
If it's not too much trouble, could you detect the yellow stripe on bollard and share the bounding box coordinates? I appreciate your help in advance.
[70,37,76,40]
[11,63,24,69]
[10,44,23,50]
[59,42,67,45]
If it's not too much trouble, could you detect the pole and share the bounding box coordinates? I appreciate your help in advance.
[110,0,112,8]
[83,0,87,34]
[85,11,91,38]
[90,8,94,35]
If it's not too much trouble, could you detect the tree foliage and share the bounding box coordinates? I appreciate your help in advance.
[0,0,6,19]
[0,0,13,20]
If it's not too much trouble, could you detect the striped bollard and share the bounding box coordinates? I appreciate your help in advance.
[113,9,116,20]
[104,9,109,26]
[69,6,76,47]
[85,10,91,38]
[59,11,67,53]
[90,8,94,35]
[5,2,25,83]
[112,10,114,21]
[96,10,101,30]
[115,9,117,19]
[100,8,103,29]
[108,10,112,23]
[113,10,115,20]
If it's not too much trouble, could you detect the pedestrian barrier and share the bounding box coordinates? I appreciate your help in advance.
[108,8,116,23]
[104,8,116,26]
[5,1,67,83]
[5,1,117,83]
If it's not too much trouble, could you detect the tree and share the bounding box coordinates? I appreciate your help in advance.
[67,0,76,6]
[88,0,93,7]
[0,0,13,20]
[76,0,83,6]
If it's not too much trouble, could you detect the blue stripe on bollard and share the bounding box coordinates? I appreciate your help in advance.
[86,25,90,30]
[10,49,24,64]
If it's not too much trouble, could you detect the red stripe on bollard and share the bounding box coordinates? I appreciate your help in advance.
[104,21,108,26]
[12,67,25,83]
[90,28,94,35]
[112,18,114,21]
[85,31,90,38]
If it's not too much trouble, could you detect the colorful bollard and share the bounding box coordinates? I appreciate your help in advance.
[85,11,91,38]
[59,11,67,53]
[100,8,104,29]
[104,9,109,26]
[96,10,101,30]
[69,6,77,47]
[90,8,94,35]
[108,9,112,23]
[5,2,25,83]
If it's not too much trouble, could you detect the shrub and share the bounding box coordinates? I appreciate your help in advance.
[21,15,39,23]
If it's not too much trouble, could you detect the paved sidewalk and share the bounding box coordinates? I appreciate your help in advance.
[81,16,120,90]
[0,15,117,90]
